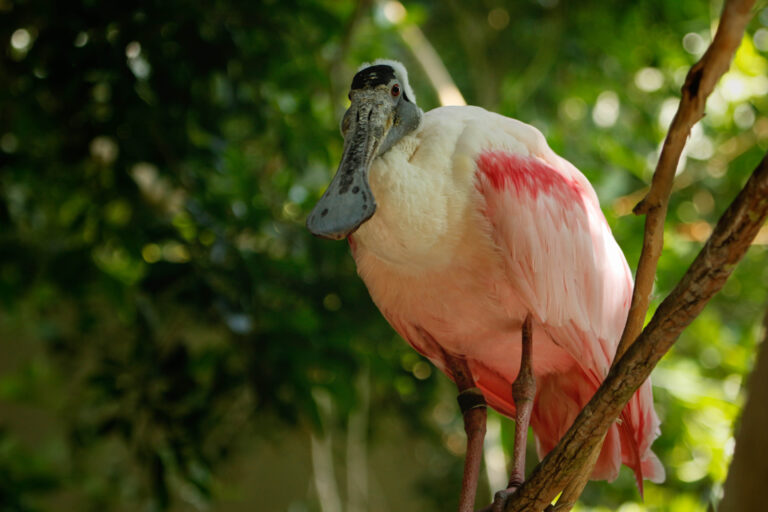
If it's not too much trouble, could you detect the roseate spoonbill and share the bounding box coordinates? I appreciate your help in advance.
[307,60,664,511]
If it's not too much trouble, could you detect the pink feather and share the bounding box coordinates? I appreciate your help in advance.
[474,150,664,488]
[353,148,664,489]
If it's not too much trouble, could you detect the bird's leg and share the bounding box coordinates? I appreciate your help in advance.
[509,314,536,488]
[444,354,487,512]
[490,314,536,512]
[457,386,487,512]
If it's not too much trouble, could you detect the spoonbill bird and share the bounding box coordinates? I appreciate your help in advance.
[307,60,664,511]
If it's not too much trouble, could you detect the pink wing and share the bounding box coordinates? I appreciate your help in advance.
[475,149,664,488]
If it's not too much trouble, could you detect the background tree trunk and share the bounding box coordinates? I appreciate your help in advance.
[719,309,768,511]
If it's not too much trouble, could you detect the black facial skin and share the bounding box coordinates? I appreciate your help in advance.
[351,65,412,102]
[351,64,396,90]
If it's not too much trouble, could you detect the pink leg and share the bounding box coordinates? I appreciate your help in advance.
[509,314,536,487]
[490,314,536,512]
[445,354,487,512]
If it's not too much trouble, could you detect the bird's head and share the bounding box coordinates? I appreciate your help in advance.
[307,59,422,240]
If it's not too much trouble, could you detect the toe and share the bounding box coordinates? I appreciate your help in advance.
[491,487,519,512]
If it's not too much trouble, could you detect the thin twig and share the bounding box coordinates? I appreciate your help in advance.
[614,0,756,364]
[502,153,768,511]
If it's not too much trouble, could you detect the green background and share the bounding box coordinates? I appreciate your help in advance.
[1,1,767,510]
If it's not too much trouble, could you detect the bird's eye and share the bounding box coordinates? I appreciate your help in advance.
[391,84,400,97]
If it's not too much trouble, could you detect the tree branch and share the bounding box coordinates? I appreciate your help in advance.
[543,3,756,509]
[502,153,768,511]
[614,0,756,363]
[547,441,600,512]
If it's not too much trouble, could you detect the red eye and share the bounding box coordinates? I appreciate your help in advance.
[391,84,400,97]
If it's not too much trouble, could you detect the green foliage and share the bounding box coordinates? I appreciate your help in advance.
[0,0,766,510]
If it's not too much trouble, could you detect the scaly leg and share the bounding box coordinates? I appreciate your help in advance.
[490,314,536,512]
[444,354,487,512]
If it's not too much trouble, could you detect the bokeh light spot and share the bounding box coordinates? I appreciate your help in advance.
[432,402,454,425]
[90,136,119,164]
[634,67,664,92]
[10,28,30,50]
[487,8,509,30]
[142,243,162,263]
[754,28,768,52]
[592,91,619,128]
[411,361,431,380]
[162,241,190,263]
[687,127,713,160]
[723,374,741,400]
[323,293,342,311]
[733,103,756,129]
[282,202,300,220]
[125,41,141,59]
[658,97,680,130]
[693,189,714,215]
[560,97,587,121]
[1,133,18,153]
[683,32,706,55]
[382,1,406,24]
[74,31,89,47]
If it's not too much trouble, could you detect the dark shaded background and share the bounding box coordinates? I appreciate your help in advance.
[1,1,767,510]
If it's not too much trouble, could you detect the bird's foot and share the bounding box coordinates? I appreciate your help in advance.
[480,485,556,512]
[475,481,521,512]
[490,485,519,512]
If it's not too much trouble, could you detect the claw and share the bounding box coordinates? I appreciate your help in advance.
[475,485,519,512]
[491,486,519,512]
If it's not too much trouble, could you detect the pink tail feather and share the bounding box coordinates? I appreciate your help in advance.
[479,366,664,490]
